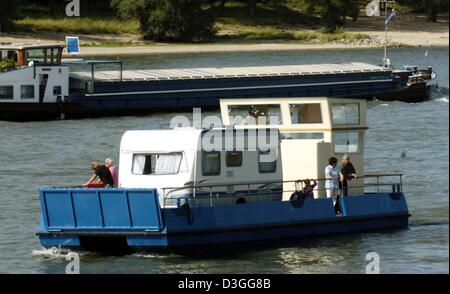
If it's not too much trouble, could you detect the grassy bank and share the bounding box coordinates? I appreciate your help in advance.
[14,17,139,34]
[11,1,370,45]
[216,26,369,42]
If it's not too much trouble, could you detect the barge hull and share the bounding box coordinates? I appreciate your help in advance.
[0,62,432,121]
[37,188,409,253]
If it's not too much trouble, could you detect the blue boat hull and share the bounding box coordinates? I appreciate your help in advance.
[37,189,409,253]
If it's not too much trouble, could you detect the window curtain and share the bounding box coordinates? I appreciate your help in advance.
[132,155,146,175]
[155,154,182,174]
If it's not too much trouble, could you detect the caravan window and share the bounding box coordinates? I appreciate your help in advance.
[226,151,243,167]
[258,150,277,173]
[290,103,322,124]
[132,153,183,175]
[202,151,221,176]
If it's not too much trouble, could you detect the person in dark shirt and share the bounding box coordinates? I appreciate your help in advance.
[302,179,317,199]
[339,153,357,197]
[84,161,114,188]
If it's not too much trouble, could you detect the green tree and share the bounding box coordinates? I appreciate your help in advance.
[0,0,18,32]
[300,0,359,32]
[0,59,17,72]
[398,0,448,22]
[111,0,215,42]
[248,0,256,16]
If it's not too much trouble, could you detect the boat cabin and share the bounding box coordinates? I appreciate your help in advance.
[0,44,68,104]
[118,97,367,207]
[220,97,367,199]
[0,44,63,67]
[119,128,283,207]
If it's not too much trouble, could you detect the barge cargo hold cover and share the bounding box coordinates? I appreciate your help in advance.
[66,62,424,117]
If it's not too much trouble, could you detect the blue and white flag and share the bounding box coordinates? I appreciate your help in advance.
[366,0,380,17]
[385,8,397,28]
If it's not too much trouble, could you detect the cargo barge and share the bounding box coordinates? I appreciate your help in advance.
[0,44,436,121]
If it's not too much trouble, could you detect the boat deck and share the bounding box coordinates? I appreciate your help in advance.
[70,62,389,82]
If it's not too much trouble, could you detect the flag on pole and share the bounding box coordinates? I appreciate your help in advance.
[385,8,397,28]
[366,0,380,17]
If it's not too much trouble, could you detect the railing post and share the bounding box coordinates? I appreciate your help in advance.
[209,187,212,206]
[377,175,380,193]
[119,62,123,83]
[162,188,166,208]
[91,63,95,93]
[400,175,403,192]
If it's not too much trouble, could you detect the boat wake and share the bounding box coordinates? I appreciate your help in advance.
[32,247,72,259]
[133,252,180,259]
[409,220,449,227]
[430,86,449,101]
[434,97,449,103]
[32,247,95,259]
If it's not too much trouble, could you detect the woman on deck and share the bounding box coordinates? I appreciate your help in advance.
[105,158,118,188]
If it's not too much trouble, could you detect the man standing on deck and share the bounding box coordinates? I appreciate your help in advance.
[339,153,357,197]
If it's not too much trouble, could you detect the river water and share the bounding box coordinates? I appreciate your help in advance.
[0,47,448,274]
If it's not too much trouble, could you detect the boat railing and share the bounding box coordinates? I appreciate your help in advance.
[160,173,403,208]
[63,59,123,92]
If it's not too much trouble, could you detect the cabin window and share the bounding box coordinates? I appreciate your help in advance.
[53,86,62,96]
[21,85,35,99]
[331,104,360,125]
[132,153,182,175]
[333,132,361,153]
[290,103,322,124]
[258,150,277,173]
[226,151,243,167]
[0,86,13,100]
[228,104,282,125]
[202,151,221,176]
[26,49,46,63]
[2,51,17,63]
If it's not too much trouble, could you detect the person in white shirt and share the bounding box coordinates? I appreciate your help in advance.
[325,157,339,212]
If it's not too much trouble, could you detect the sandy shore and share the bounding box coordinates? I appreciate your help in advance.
[0,14,447,57]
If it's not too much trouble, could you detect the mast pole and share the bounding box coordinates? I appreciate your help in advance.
[384,0,388,66]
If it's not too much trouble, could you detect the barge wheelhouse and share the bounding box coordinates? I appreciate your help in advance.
[0,44,69,121]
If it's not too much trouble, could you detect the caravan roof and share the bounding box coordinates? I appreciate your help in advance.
[120,127,281,154]
[120,129,203,153]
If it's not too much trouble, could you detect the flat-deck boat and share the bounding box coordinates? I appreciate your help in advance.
[36,97,410,253]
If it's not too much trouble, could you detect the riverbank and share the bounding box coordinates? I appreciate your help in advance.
[0,34,447,57]
[0,14,447,57]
